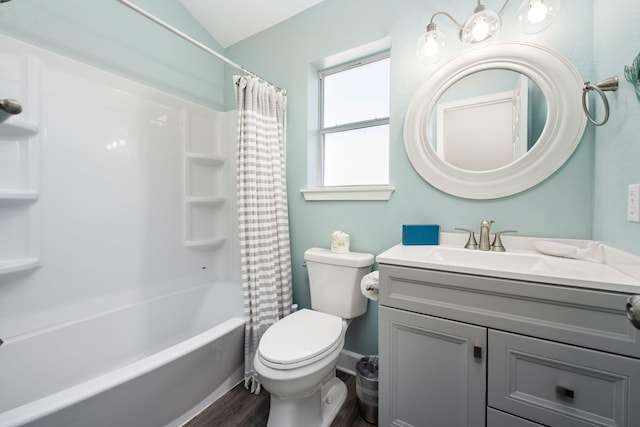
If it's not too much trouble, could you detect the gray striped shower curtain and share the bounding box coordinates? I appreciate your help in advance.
[235,76,292,393]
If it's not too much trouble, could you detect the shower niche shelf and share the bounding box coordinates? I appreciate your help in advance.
[0,118,39,139]
[0,55,43,276]
[0,191,39,204]
[185,152,225,166]
[182,107,230,250]
[184,237,226,249]
[186,196,226,206]
[0,258,40,275]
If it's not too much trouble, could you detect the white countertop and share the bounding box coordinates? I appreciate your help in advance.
[376,233,640,294]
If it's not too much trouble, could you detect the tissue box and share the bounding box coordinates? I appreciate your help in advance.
[402,224,440,245]
[331,231,350,253]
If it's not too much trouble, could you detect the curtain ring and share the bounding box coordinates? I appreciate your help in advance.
[582,83,610,126]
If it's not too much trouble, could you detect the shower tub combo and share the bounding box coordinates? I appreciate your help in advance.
[0,281,244,427]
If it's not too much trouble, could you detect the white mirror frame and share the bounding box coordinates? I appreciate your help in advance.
[404,42,587,199]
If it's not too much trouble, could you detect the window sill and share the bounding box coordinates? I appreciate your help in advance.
[300,185,395,201]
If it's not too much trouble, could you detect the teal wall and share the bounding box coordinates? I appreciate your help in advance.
[0,0,225,109]
[1,0,638,357]
[224,0,604,356]
[592,0,640,254]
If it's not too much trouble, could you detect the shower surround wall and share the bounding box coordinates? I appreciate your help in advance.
[0,33,240,354]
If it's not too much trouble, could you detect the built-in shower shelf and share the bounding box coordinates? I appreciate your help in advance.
[0,119,39,139]
[0,191,39,201]
[185,152,225,166]
[0,55,42,279]
[185,197,225,206]
[0,257,40,275]
[182,108,230,252]
[184,237,226,249]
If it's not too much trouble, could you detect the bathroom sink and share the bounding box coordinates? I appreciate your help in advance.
[422,245,638,284]
[424,246,553,273]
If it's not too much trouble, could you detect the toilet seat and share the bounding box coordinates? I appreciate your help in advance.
[258,309,344,370]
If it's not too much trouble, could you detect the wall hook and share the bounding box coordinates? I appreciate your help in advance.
[582,76,619,126]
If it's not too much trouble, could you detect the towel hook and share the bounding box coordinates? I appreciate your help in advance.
[582,76,619,126]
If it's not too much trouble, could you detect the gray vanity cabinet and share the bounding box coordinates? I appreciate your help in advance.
[378,263,640,427]
[379,306,486,427]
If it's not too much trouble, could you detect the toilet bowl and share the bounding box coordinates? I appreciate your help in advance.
[254,247,374,427]
[254,309,347,427]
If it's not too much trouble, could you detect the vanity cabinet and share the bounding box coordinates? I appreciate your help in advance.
[379,306,486,427]
[378,264,640,427]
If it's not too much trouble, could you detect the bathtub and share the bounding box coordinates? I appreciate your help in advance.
[0,281,245,427]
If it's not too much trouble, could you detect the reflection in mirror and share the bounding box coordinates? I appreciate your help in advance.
[429,69,547,171]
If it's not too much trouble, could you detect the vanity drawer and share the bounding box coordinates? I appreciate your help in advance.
[487,408,544,427]
[488,330,640,427]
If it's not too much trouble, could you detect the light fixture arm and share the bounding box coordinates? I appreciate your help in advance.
[496,0,511,16]
[473,0,511,15]
[428,0,512,31]
[428,11,464,30]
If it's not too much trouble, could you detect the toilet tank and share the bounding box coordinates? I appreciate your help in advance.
[304,247,374,319]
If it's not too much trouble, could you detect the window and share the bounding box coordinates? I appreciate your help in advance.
[319,54,390,187]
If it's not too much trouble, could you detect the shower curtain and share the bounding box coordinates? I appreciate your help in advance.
[235,76,292,393]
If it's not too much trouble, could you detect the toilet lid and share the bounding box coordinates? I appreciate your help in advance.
[258,309,343,365]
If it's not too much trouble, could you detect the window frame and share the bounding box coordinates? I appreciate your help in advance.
[318,52,391,188]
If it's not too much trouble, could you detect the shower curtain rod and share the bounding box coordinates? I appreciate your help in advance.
[115,0,285,93]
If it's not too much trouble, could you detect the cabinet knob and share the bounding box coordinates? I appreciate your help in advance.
[626,295,640,330]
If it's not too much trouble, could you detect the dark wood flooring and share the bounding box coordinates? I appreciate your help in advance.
[185,370,375,427]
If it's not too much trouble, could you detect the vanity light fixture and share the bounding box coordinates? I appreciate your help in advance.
[416,0,560,64]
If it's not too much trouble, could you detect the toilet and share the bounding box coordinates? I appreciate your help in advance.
[254,247,374,427]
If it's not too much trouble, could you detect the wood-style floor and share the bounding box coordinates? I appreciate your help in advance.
[185,370,375,427]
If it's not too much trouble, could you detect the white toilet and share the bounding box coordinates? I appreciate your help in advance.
[254,247,374,427]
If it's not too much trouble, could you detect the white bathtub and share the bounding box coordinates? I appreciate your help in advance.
[0,281,245,427]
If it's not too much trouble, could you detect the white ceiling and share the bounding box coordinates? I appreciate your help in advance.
[179,0,327,48]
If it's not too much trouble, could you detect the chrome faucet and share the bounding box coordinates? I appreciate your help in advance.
[478,220,494,251]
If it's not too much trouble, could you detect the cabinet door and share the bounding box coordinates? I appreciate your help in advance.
[379,306,486,427]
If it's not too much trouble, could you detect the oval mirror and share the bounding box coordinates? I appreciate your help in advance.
[405,42,586,199]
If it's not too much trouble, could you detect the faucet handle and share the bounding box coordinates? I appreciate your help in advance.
[491,230,518,252]
[455,228,479,250]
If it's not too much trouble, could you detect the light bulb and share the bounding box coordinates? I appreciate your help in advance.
[461,8,500,45]
[423,34,439,56]
[527,0,548,23]
[516,0,559,34]
[416,28,446,64]
[471,17,490,41]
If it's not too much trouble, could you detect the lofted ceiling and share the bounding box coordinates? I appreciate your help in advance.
[179,0,327,48]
